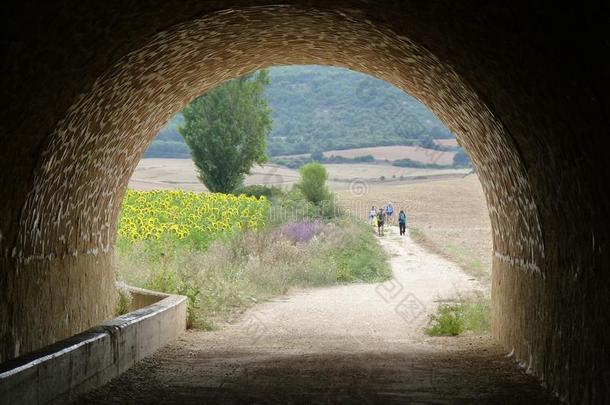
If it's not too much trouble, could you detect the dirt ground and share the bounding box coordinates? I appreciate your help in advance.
[77,228,555,404]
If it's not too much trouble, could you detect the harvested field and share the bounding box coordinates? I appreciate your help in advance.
[128,158,471,192]
[433,139,459,148]
[337,174,492,282]
[323,145,455,165]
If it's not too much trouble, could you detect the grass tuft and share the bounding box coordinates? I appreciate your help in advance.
[115,282,133,316]
[425,295,491,336]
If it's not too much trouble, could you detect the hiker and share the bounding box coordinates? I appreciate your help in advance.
[398,209,407,236]
[385,202,394,224]
[377,208,385,236]
[369,206,376,225]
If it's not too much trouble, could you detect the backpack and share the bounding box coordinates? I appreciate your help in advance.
[377,212,384,222]
[399,212,406,223]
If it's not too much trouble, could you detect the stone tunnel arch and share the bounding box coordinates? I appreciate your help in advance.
[1,3,608,404]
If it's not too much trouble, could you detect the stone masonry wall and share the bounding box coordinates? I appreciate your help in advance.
[1,2,608,403]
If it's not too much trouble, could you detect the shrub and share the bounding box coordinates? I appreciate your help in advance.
[296,163,331,204]
[279,220,326,244]
[271,157,306,169]
[275,188,341,221]
[392,158,450,169]
[272,153,376,168]
[332,219,391,283]
[425,295,491,336]
[311,150,325,162]
[115,282,133,316]
[235,184,285,200]
[352,154,375,163]
[425,304,465,336]
[324,154,375,164]
[462,296,491,333]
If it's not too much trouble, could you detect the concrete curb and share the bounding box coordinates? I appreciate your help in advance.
[0,288,187,404]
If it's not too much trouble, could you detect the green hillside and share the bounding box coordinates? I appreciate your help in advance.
[144,65,453,158]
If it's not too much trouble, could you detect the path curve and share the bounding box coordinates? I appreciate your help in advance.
[78,226,557,404]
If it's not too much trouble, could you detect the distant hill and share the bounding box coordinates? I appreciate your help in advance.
[144,65,454,159]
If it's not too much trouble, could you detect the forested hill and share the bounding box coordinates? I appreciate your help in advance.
[145,65,454,158]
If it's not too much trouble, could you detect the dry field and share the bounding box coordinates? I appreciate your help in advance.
[128,159,300,191]
[337,175,492,282]
[323,145,455,165]
[277,145,456,165]
[128,158,471,192]
[433,139,459,148]
[324,163,470,188]
[128,158,490,282]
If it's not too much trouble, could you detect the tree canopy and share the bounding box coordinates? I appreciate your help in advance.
[179,70,272,193]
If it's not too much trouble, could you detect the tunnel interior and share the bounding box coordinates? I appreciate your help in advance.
[1,2,609,403]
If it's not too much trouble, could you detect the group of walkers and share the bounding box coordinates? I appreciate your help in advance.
[369,203,407,236]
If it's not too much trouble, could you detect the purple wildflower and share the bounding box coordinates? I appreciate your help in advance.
[279,220,325,244]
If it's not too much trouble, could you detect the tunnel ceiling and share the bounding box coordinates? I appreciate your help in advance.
[7,6,545,274]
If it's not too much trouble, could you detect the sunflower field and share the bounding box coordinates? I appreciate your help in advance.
[117,190,270,251]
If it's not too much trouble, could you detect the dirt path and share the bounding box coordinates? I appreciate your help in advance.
[78,227,557,404]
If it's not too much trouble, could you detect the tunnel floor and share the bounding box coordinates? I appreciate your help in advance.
[77,229,558,404]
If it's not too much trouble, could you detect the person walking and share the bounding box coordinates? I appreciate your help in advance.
[369,206,376,225]
[385,202,394,224]
[377,208,385,236]
[398,209,407,236]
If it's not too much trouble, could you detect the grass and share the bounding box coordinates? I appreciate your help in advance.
[118,216,390,329]
[333,220,392,283]
[115,282,133,316]
[425,295,491,336]
[444,244,486,279]
[408,225,489,282]
[410,225,491,337]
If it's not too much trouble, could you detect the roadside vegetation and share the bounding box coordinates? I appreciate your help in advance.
[408,225,488,282]
[411,224,491,338]
[116,163,390,328]
[425,295,491,336]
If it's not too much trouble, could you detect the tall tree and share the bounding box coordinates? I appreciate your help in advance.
[179,70,272,193]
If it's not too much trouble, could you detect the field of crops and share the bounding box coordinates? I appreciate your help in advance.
[118,190,270,250]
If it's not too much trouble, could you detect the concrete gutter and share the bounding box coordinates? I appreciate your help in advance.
[0,288,187,404]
